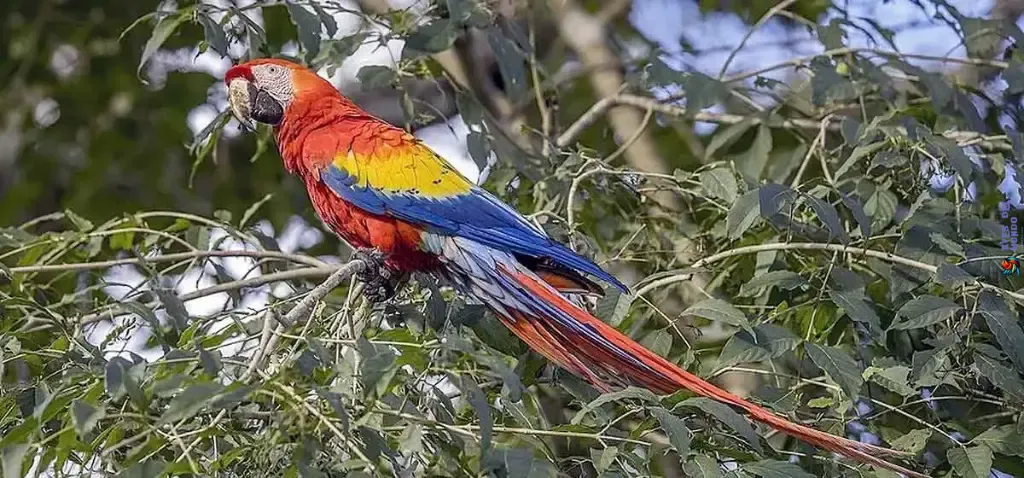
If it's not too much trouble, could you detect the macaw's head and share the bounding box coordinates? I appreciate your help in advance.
[224,58,338,128]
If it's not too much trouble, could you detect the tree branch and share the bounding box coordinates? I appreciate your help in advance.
[559,94,1011,151]
[243,261,365,381]
[634,242,1024,304]
[8,249,329,274]
[78,265,341,326]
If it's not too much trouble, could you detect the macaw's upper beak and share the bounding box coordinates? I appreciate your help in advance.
[227,77,257,130]
[225,67,284,128]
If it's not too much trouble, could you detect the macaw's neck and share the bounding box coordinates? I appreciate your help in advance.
[274,92,368,175]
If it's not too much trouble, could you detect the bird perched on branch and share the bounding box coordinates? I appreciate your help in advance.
[224,57,926,478]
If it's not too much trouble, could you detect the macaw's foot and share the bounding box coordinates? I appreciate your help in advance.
[352,248,398,303]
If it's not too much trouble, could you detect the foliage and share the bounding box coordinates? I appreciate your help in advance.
[4,0,1024,477]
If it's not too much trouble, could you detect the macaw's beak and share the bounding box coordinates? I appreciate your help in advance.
[225,69,284,128]
[227,77,257,129]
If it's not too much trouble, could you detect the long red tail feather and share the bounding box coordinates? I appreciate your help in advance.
[498,266,928,478]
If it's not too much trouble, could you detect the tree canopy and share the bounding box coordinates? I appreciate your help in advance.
[3,0,1024,477]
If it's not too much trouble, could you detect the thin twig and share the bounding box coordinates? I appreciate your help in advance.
[716,0,798,79]
[8,249,328,274]
[557,94,1010,153]
[633,242,1024,303]
[242,260,366,380]
[78,265,341,326]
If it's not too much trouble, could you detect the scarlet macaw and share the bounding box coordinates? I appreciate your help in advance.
[224,58,925,477]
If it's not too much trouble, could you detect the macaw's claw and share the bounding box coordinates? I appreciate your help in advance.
[352,248,397,303]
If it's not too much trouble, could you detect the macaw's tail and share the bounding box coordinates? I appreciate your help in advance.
[460,256,928,478]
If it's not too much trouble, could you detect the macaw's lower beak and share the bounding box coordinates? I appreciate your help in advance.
[226,78,284,128]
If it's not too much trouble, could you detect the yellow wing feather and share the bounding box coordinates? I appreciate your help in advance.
[331,139,474,198]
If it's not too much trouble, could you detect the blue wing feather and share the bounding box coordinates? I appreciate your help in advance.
[322,165,627,292]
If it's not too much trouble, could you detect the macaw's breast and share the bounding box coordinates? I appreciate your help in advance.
[304,177,440,272]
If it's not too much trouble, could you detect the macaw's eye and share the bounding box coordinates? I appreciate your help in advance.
[267,65,279,74]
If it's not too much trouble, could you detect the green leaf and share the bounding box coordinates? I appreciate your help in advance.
[840,192,872,237]
[109,229,134,251]
[651,407,691,462]
[738,124,772,180]
[448,0,491,28]
[356,65,396,90]
[863,365,916,396]
[805,196,849,244]
[155,288,190,333]
[358,337,396,394]
[486,28,526,100]
[913,348,952,388]
[239,193,273,229]
[105,356,131,401]
[571,387,660,425]
[286,1,322,62]
[459,377,492,459]
[975,353,1024,402]
[865,186,898,230]
[717,324,800,369]
[358,426,392,463]
[595,289,633,327]
[930,232,965,257]
[699,168,738,203]
[309,2,337,37]
[404,19,459,57]
[490,447,556,478]
[927,135,973,179]
[71,400,105,437]
[890,429,932,454]
[467,131,491,169]
[198,346,222,376]
[159,382,224,424]
[947,446,992,478]
[828,289,882,337]
[681,298,750,332]
[681,72,728,112]
[726,190,760,239]
[683,455,723,478]
[424,281,448,330]
[805,343,863,399]
[978,291,1024,373]
[890,295,963,330]
[315,33,370,72]
[739,270,806,297]
[640,329,672,358]
[198,13,228,56]
[974,425,1024,456]
[138,10,189,83]
[936,263,975,287]
[871,149,908,169]
[119,459,168,478]
[705,118,755,160]
[807,396,834,408]
[65,209,94,232]
[836,141,886,179]
[678,397,761,452]
[590,446,617,474]
[743,459,816,478]
[2,444,29,478]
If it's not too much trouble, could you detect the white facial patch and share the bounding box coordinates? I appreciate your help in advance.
[252,64,295,105]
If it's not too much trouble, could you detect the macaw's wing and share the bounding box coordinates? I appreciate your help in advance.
[317,136,627,292]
